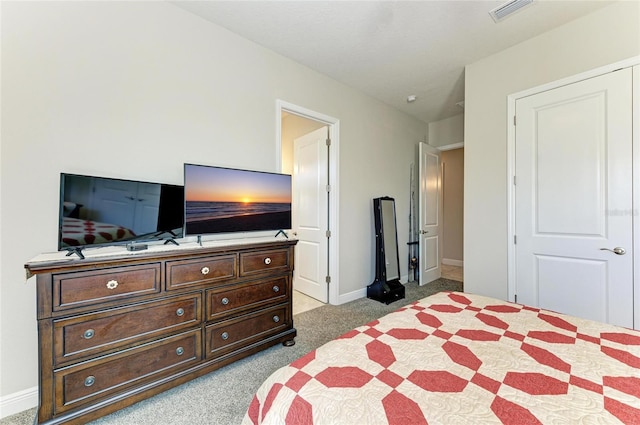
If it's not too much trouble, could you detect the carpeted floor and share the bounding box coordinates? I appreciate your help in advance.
[1,279,462,425]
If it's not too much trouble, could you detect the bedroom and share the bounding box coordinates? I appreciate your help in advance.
[1,0,639,423]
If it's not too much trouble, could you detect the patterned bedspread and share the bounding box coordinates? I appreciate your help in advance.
[243,291,640,425]
[60,217,136,247]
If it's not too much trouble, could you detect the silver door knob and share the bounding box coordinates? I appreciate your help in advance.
[600,247,626,255]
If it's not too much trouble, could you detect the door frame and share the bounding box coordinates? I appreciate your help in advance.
[276,99,340,305]
[506,56,640,328]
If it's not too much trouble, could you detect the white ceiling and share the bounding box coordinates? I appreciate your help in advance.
[171,1,614,124]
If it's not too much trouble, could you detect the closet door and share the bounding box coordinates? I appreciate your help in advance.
[515,68,633,328]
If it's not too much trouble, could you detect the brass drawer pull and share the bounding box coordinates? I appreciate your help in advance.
[176,347,184,356]
[221,297,229,305]
[273,315,280,323]
[176,308,185,317]
[264,257,272,265]
[83,329,95,339]
[221,332,229,340]
[273,285,280,293]
[106,280,118,290]
[201,266,210,275]
[84,376,95,387]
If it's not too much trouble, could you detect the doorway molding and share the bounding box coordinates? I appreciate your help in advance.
[276,99,340,305]
[506,56,640,318]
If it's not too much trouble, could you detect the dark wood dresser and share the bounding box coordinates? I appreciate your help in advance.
[25,239,297,425]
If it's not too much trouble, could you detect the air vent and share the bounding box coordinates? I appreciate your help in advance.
[489,0,534,22]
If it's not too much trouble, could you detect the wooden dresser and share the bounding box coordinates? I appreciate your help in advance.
[25,239,297,425]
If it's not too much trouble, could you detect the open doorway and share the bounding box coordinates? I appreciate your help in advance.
[276,100,340,313]
[440,147,464,284]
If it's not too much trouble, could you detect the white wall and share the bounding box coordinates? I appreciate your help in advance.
[464,1,640,300]
[428,114,464,148]
[0,2,426,412]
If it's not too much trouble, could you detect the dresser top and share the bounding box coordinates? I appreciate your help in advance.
[25,237,297,277]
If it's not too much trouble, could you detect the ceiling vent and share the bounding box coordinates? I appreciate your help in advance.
[489,0,534,22]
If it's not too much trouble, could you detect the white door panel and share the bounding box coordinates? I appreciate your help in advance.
[293,127,329,302]
[419,142,442,285]
[515,68,633,327]
[536,255,608,323]
[134,183,161,234]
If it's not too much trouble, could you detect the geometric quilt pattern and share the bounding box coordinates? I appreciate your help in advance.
[61,217,136,247]
[243,291,640,425]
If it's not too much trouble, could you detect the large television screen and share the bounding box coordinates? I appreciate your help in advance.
[184,163,292,236]
[58,173,184,251]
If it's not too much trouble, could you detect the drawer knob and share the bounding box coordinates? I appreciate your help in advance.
[221,297,229,305]
[83,329,95,339]
[273,315,280,323]
[106,280,118,290]
[272,285,280,293]
[264,257,272,265]
[176,308,185,317]
[221,332,229,340]
[201,266,210,275]
[84,376,95,387]
[176,347,184,356]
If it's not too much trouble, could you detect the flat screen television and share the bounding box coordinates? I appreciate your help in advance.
[58,173,184,253]
[183,163,292,236]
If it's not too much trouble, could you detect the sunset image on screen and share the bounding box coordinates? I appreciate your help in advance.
[184,164,292,235]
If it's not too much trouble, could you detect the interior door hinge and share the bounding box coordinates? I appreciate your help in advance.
[513,116,516,126]
[326,138,331,146]
[326,184,331,192]
[514,235,517,244]
[326,230,331,238]
[514,294,518,303]
[325,275,331,284]
[513,176,516,185]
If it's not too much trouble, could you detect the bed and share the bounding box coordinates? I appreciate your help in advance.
[60,216,136,247]
[243,291,640,424]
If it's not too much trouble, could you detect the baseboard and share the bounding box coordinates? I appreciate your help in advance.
[0,386,37,419]
[336,287,367,305]
[336,275,419,305]
[442,258,463,267]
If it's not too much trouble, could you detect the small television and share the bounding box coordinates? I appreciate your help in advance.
[183,163,292,236]
[58,173,184,252]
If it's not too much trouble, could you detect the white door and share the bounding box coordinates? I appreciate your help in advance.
[515,68,633,327]
[133,182,162,234]
[419,142,442,285]
[93,179,160,235]
[292,127,329,302]
[92,179,139,229]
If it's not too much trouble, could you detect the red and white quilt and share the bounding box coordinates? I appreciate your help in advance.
[244,291,640,425]
[60,217,136,247]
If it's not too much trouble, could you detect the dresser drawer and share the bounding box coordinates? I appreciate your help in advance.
[206,276,288,321]
[205,304,290,359]
[54,329,201,414]
[53,293,202,366]
[53,264,161,311]
[239,249,291,277]
[166,254,236,290]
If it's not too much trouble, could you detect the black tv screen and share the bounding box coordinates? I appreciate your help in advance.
[58,173,184,250]
[183,163,292,236]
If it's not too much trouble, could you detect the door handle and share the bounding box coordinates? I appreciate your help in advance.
[600,247,626,255]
